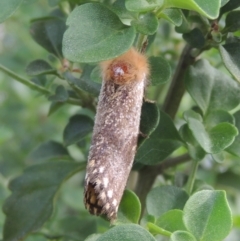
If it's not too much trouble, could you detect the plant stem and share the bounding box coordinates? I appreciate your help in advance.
[147,222,172,237]
[0,64,51,95]
[0,64,82,106]
[136,34,147,52]
[185,161,199,195]
[163,44,195,119]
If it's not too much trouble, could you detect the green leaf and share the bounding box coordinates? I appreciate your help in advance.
[211,152,224,163]
[0,0,23,23]
[139,101,160,143]
[185,59,240,114]
[170,231,197,241]
[30,16,66,58]
[96,224,156,241]
[131,13,158,35]
[183,28,205,49]
[48,101,64,116]
[217,171,240,191]
[221,0,229,7]
[158,9,183,26]
[185,110,238,154]
[149,57,171,85]
[175,12,191,33]
[146,186,188,218]
[136,110,182,165]
[204,110,234,129]
[179,124,206,161]
[55,217,97,241]
[64,69,101,97]
[125,0,164,12]
[63,114,94,146]
[117,190,141,224]
[63,3,135,63]
[183,190,232,241]
[27,140,70,163]
[220,0,240,15]
[48,0,61,7]
[26,59,56,76]
[164,0,221,19]
[3,161,84,241]
[111,0,136,22]
[85,234,102,241]
[227,111,240,156]
[219,43,240,82]
[48,85,69,102]
[156,210,187,232]
[225,10,240,32]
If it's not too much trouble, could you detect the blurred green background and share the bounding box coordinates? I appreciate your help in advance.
[1,1,240,240]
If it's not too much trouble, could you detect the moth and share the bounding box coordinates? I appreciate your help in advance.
[84,48,149,222]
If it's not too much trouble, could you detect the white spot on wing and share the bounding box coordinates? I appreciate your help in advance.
[107,190,113,198]
[113,199,117,206]
[103,177,109,187]
[99,166,105,173]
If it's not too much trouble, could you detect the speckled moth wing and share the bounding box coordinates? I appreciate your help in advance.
[84,48,149,222]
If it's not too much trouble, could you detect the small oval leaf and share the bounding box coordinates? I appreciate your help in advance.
[63,114,94,146]
[183,190,232,241]
[63,3,135,63]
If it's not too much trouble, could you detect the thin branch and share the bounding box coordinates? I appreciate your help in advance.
[0,64,82,106]
[163,44,195,119]
[0,64,51,95]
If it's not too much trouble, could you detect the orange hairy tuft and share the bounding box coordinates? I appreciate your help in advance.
[100,48,149,85]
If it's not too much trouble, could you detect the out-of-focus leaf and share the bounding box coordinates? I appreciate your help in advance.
[96,224,156,241]
[158,9,183,26]
[30,16,66,58]
[27,140,70,163]
[224,10,240,32]
[63,114,94,146]
[48,85,69,102]
[184,110,238,154]
[136,110,182,165]
[185,59,240,114]
[63,3,135,63]
[55,217,97,241]
[64,69,101,96]
[146,186,188,218]
[149,56,171,85]
[125,0,164,12]
[138,101,160,147]
[183,28,205,49]
[3,161,84,241]
[170,231,197,241]
[26,59,56,76]
[227,111,240,156]
[179,123,206,161]
[219,43,240,82]
[131,13,158,35]
[0,0,23,23]
[220,0,240,15]
[204,110,234,129]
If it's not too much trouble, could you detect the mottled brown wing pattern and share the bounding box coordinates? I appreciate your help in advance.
[84,48,149,222]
